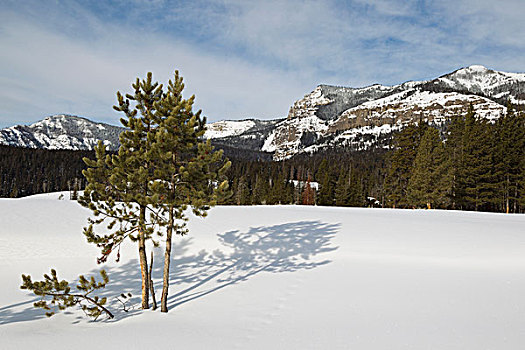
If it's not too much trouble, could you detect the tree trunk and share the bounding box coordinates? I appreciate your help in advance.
[506,175,510,214]
[149,251,157,310]
[161,208,174,313]
[139,206,150,309]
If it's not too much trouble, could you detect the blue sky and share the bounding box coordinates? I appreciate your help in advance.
[1,0,524,127]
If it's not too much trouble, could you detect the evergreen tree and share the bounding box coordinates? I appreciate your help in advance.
[252,173,268,204]
[348,170,364,206]
[235,175,251,205]
[460,107,495,211]
[317,159,335,206]
[79,71,229,312]
[407,127,447,209]
[384,123,427,208]
[267,171,285,205]
[334,169,350,206]
[493,104,525,213]
[283,176,295,204]
[444,114,466,209]
[519,110,525,210]
[149,71,230,312]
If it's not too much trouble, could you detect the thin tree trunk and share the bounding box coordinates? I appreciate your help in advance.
[139,206,150,309]
[506,175,510,214]
[161,208,174,313]
[149,251,157,310]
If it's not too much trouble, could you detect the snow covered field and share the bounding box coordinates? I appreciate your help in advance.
[1,192,525,349]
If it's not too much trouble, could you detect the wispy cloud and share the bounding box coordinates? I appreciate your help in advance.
[0,0,524,127]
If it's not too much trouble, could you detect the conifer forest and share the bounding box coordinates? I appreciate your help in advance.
[2,106,524,213]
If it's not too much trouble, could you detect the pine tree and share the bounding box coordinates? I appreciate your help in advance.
[384,123,427,208]
[493,104,525,213]
[444,114,466,209]
[348,170,364,207]
[252,173,268,204]
[79,71,230,312]
[149,71,230,312]
[460,107,495,211]
[80,73,163,310]
[334,169,350,206]
[267,171,285,205]
[407,127,447,209]
[519,110,525,211]
[317,159,335,206]
[235,175,251,205]
[283,177,295,204]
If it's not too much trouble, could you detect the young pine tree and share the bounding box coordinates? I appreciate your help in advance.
[80,71,229,312]
[149,72,230,312]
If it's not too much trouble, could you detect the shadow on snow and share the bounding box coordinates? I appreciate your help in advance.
[0,220,339,325]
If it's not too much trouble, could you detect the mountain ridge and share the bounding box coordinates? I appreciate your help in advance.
[2,65,524,159]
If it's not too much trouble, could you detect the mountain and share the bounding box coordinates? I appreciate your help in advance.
[259,65,525,159]
[206,118,283,152]
[0,114,124,151]
[2,65,524,159]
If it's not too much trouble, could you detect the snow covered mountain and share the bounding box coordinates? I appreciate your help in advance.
[2,66,524,159]
[261,65,525,159]
[0,115,124,151]
[206,118,282,152]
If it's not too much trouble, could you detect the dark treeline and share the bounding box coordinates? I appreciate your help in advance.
[1,105,524,213]
[223,148,387,207]
[0,146,91,198]
[383,105,525,213]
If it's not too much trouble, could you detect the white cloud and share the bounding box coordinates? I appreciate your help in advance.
[0,10,312,127]
[0,0,524,128]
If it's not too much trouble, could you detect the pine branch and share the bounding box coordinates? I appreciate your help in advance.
[21,269,113,320]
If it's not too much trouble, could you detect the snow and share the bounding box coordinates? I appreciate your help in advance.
[338,90,506,124]
[204,120,256,139]
[439,66,525,95]
[290,180,319,190]
[2,193,525,349]
[261,129,276,152]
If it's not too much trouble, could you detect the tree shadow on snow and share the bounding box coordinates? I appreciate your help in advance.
[0,220,339,325]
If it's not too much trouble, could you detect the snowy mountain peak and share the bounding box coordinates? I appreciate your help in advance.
[465,64,489,71]
[0,114,124,151]
[438,65,525,95]
[204,120,256,139]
